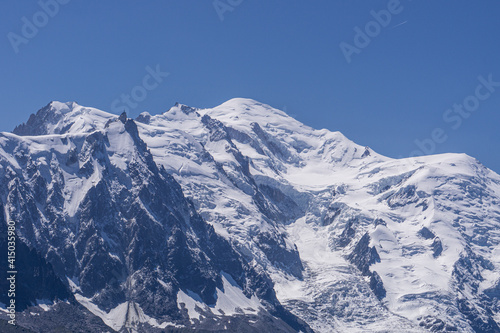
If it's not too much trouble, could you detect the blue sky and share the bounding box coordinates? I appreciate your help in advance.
[1,1,500,172]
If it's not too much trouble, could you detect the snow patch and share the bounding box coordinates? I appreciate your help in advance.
[176,272,263,322]
[75,294,182,331]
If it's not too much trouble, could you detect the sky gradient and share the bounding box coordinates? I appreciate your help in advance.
[1,1,500,172]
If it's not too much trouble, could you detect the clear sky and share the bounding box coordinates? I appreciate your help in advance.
[1,1,500,172]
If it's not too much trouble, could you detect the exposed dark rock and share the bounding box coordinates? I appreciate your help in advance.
[255,232,304,279]
[347,233,380,276]
[369,271,386,300]
[7,302,117,333]
[13,102,66,136]
[457,299,500,333]
[118,111,127,124]
[432,237,443,258]
[387,185,421,208]
[417,315,458,332]
[135,112,151,124]
[0,203,72,312]
[418,226,436,240]
[336,218,356,247]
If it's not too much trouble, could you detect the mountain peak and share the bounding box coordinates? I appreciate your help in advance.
[13,101,115,136]
[195,98,297,129]
[174,102,198,115]
[218,97,263,107]
[13,101,78,136]
[48,100,79,112]
[118,111,128,123]
[214,98,283,115]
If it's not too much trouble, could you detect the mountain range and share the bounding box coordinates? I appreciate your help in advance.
[1,98,500,332]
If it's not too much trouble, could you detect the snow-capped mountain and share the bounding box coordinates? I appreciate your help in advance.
[2,99,500,332]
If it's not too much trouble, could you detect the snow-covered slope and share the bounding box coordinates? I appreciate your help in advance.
[4,99,500,332]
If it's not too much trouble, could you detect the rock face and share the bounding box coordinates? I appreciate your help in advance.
[2,99,500,332]
[0,202,71,311]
